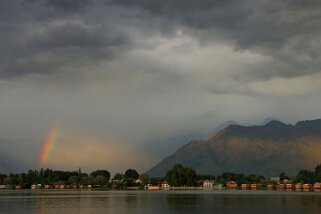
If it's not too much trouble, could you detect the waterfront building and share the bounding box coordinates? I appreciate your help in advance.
[226,181,238,189]
[303,184,313,191]
[0,185,14,190]
[314,182,321,189]
[276,184,285,190]
[286,183,294,190]
[203,180,214,188]
[267,184,275,190]
[251,184,261,190]
[241,184,250,190]
[146,185,160,190]
[295,183,303,190]
[161,183,170,190]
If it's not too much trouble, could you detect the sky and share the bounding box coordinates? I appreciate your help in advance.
[1,0,321,174]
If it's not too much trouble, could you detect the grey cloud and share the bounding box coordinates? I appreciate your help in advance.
[24,0,94,15]
[114,0,321,80]
[44,0,93,13]
[29,23,128,51]
[112,0,320,48]
[2,0,321,82]
[0,0,131,78]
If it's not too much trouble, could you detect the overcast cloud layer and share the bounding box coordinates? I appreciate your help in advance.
[1,0,321,173]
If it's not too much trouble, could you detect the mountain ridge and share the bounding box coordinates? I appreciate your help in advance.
[147,118,321,177]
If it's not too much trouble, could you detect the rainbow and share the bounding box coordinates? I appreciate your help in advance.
[39,126,57,166]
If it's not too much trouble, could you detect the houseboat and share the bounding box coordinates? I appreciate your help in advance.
[276,184,285,190]
[295,183,303,191]
[203,180,214,189]
[314,182,321,190]
[145,184,160,190]
[226,181,238,189]
[267,184,275,190]
[241,184,250,190]
[251,183,261,190]
[161,183,170,190]
[303,184,313,191]
[286,183,294,190]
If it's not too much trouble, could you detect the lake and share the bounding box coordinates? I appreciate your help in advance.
[1,190,321,214]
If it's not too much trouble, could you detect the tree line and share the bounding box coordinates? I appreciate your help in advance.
[293,164,321,184]
[0,168,142,188]
[1,163,321,188]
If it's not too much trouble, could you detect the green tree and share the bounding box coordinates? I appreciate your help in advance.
[139,173,150,185]
[68,176,79,185]
[166,164,183,186]
[0,174,7,184]
[124,169,139,179]
[113,173,124,180]
[82,176,94,185]
[184,167,197,186]
[94,175,107,186]
[150,177,161,185]
[279,172,286,181]
[295,170,314,183]
[315,164,321,182]
[90,170,110,181]
[166,164,196,187]
[3,177,14,185]
[26,170,39,185]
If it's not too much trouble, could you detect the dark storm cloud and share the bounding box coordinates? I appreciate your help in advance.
[44,0,94,13]
[112,0,320,47]
[0,0,130,78]
[1,0,321,80]
[114,0,321,79]
[29,23,127,50]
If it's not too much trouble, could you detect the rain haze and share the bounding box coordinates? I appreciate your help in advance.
[1,0,321,174]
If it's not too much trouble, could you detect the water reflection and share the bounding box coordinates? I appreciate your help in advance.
[166,194,199,212]
[0,191,321,214]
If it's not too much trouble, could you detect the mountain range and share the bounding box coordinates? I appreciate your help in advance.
[0,152,27,174]
[0,138,36,174]
[147,119,321,177]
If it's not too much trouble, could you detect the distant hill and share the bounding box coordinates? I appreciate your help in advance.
[141,121,243,163]
[140,132,209,164]
[147,119,321,177]
[211,120,239,132]
[259,117,280,126]
[0,152,26,174]
[0,139,36,174]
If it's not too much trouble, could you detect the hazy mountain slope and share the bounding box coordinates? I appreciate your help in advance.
[147,119,321,177]
[139,132,209,169]
[140,121,240,164]
[0,138,36,174]
[0,152,27,174]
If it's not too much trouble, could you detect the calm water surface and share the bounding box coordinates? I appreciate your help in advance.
[1,190,321,214]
